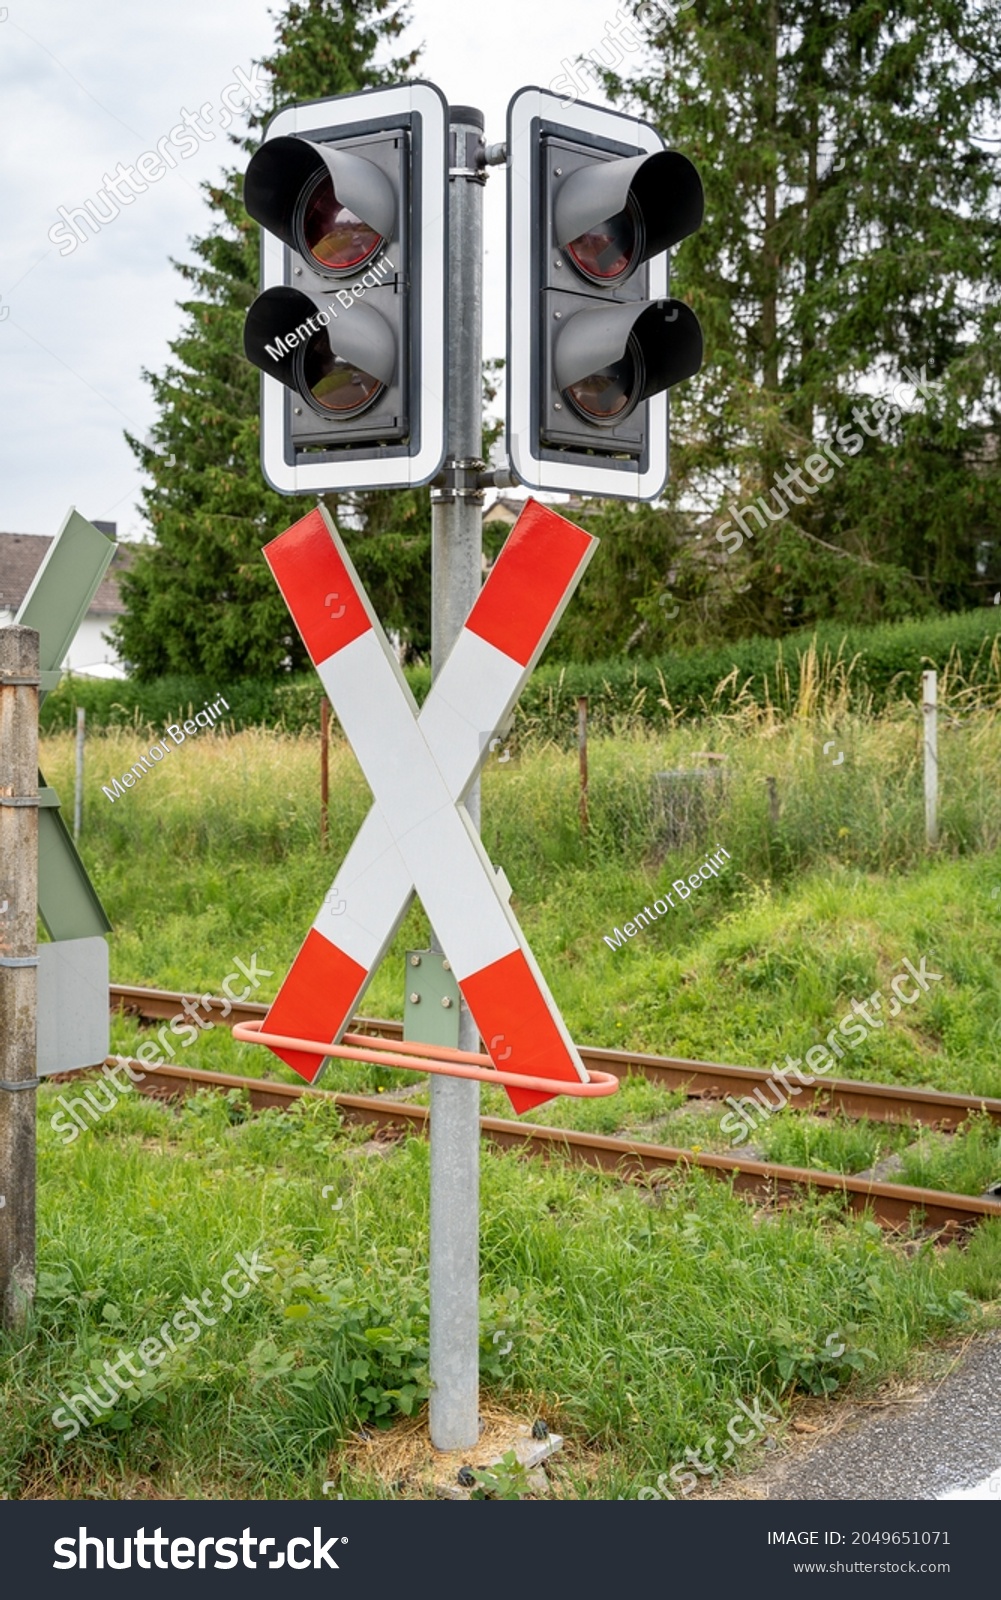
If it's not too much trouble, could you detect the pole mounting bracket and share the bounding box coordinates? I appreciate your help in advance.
[450,129,487,183]
[431,457,487,505]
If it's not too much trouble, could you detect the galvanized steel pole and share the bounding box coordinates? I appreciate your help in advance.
[0,625,39,1329]
[428,105,486,1451]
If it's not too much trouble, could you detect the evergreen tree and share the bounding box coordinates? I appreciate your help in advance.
[577,0,1001,651]
[114,0,426,680]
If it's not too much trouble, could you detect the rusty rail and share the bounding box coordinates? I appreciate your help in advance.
[107,1054,1001,1236]
[109,983,1001,1132]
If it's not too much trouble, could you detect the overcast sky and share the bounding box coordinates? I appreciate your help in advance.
[0,0,633,542]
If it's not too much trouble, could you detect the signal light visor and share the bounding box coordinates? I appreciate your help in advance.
[244,286,396,418]
[554,149,704,279]
[244,135,395,275]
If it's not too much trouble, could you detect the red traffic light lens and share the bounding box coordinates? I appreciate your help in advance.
[564,346,639,423]
[298,172,384,274]
[565,203,639,284]
[302,335,384,416]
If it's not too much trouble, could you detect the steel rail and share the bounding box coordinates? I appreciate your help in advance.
[102,1054,1001,1235]
[109,983,1001,1132]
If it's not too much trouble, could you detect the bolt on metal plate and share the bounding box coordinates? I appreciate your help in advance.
[404,949,462,1049]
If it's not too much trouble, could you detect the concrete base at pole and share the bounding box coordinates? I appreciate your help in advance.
[434,1426,564,1499]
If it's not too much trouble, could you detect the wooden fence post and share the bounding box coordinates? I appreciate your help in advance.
[321,697,330,850]
[577,695,589,836]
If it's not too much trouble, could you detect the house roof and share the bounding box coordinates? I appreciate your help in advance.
[483,495,528,522]
[0,530,135,617]
[484,493,594,523]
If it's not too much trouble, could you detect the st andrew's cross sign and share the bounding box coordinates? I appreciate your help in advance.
[260,499,595,1114]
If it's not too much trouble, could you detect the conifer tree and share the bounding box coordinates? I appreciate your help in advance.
[115,0,426,679]
[574,0,1001,651]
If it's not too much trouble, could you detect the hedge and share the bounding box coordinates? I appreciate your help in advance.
[39,609,1001,740]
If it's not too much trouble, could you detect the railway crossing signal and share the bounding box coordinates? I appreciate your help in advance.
[242,82,447,494]
[238,83,689,1452]
[260,499,596,1115]
[506,86,704,500]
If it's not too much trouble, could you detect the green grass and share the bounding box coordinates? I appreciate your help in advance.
[756,1113,914,1175]
[6,711,999,1499]
[39,608,1001,734]
[45,709,1001,1105]
[899,1116,1001,1196]
[5,1084,999,1501]
[477,1076,687,1138]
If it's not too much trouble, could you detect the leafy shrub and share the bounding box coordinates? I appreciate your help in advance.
[261,1249,431,1424]
[253,1252,545,1429]
[767,1321,877,1396]
[43,610,1001,736]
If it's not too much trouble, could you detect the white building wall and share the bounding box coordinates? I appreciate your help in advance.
[0,609,126,678]
[62,613,126,677]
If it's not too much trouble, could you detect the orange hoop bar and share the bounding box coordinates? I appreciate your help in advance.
[232,1019,618,1099]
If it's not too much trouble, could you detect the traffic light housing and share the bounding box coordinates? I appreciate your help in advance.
[507,88,704,500]
[243,83,447,494]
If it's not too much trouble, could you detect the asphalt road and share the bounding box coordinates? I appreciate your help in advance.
[724,1335,1001,1501]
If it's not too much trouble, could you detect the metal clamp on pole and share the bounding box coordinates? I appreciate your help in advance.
[0,955,39,968]
[450,119,487,183]
[431,457,487,506]
[0,1079,40,1092]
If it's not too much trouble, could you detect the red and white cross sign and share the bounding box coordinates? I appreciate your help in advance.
[261,499,596,1113]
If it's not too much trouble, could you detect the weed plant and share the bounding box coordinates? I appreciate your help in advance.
[756,1113,914,1176]
[899,1116,1001,1196]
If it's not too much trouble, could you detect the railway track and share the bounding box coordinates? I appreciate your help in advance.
[110,983,1001,1131]
[103,984,1001,1235]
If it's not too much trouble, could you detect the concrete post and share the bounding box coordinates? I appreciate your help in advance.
[0,625,39,1329]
